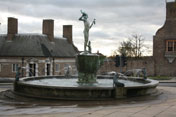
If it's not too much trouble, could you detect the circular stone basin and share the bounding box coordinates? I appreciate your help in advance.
[13,76,159,100]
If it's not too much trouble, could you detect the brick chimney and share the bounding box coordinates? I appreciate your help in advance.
[166,1,176,20]
[42,19,54,42]
[7,17,18,41]
[63,25,72,44]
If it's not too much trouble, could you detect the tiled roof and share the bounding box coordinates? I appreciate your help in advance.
[0,34,78,57]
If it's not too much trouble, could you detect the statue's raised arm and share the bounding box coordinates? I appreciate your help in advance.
[79,10,88,21]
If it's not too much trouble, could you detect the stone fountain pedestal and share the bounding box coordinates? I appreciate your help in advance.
[76,53,105,84]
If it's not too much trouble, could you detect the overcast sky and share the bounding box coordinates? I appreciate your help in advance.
[0,0,171,56]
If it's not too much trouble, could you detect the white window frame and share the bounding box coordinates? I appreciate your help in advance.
[55,64,60,72]
[12,64,19,72]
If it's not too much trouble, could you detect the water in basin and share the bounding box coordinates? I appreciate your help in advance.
[22,78,144,88]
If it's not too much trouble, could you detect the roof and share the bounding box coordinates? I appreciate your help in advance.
[0,34,78,57]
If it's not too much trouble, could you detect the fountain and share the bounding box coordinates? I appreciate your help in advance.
[77,10,99,83]
[13,11,159,100]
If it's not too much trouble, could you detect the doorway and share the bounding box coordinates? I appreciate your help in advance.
[29,64,36,76]
[46,64,51,76]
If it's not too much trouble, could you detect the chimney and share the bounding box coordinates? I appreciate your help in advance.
[166,1,176,20]
[42,19,54,42]
[63,25,72,44]
[7,17,18,41]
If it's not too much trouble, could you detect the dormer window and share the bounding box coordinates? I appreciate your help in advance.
[166,40,176,52]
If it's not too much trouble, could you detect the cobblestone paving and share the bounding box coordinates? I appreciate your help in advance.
[0,86,176,117]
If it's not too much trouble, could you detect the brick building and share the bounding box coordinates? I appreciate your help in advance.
[0,17,78,78]
[153,1,176,76]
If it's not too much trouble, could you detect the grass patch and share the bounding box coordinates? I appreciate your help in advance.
[148,76,172,80]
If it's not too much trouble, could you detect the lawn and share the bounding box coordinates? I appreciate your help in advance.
[148,76,172,80]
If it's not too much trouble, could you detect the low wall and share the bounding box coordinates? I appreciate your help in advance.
[98,56,155,76]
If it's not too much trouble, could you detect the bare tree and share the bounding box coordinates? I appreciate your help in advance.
[129,34,145,57]
[112,34,147,57]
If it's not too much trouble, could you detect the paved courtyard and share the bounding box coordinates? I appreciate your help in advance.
[0,85,176,117]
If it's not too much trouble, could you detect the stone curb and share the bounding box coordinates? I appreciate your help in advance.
[0,78,176,83]
[159,81,176,83]
[0,78,15,83]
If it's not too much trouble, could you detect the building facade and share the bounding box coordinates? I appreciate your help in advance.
[153,1,176,76]
[0,17,78,78]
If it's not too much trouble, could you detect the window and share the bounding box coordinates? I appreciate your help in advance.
[168,41,173,51]
[166,40,176,52]
[12,64,19,72]
[55,64,60,72]
[174,41,176,51]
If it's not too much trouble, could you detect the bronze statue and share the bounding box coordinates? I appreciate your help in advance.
[79,10,95,53]
[113,73,125,87]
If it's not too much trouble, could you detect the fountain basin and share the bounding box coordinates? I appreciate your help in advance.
[114,78,159,98]
[13,76,159,100]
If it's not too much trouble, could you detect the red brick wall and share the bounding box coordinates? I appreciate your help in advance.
[98,57,155,76]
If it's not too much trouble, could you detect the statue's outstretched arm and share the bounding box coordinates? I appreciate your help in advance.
[90,19,96,29]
